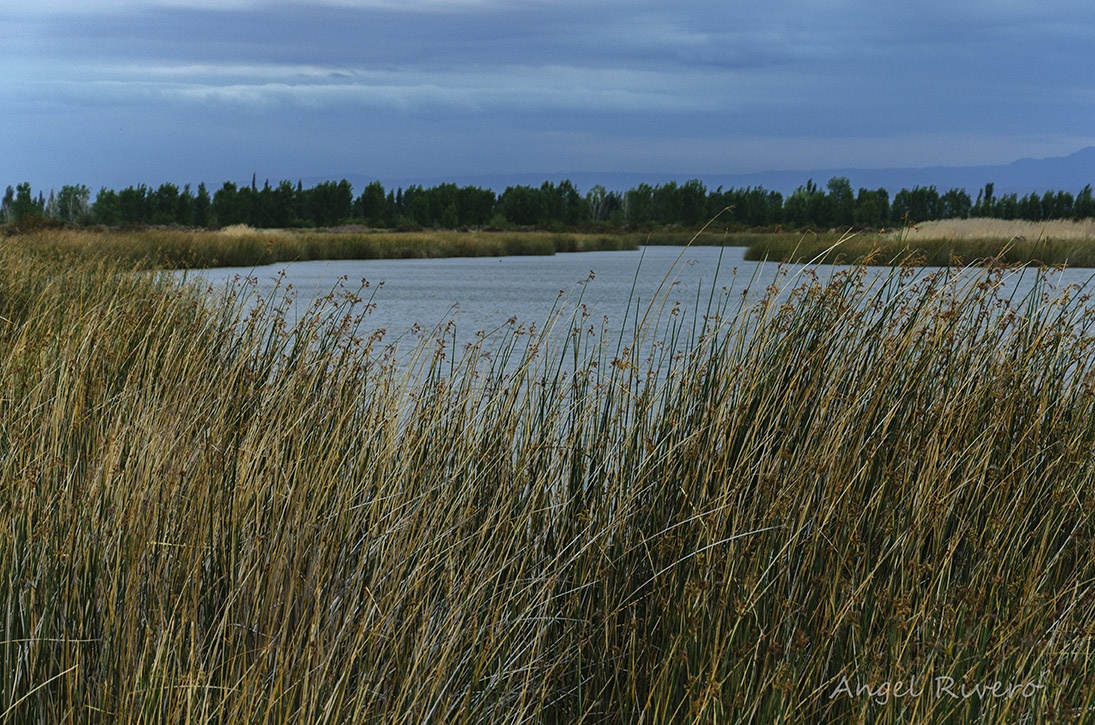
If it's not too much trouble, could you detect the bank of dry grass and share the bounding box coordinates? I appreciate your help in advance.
[1,240,1094,722]
[746,218,1095,267]
[898,218,1095,242]
[4,226,637,269]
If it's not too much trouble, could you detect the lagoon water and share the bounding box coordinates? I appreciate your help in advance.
[182,247,759,350]
[181,246,1095,363]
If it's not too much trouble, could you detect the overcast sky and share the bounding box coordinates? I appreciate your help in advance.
[4,0,1095,193]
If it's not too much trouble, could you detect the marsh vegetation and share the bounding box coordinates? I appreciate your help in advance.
[5,225,640,269]
[1,233,1094,722]
[745,217,1095,267]
[10,217,1095,272]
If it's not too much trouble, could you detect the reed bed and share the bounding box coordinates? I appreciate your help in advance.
[899,218,1095,243]
[1,238,1094,723]
[747,219,1095,266]
[5,227,637,269]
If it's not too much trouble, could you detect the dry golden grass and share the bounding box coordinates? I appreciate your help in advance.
[215,223,294,239]
[747,218,1095,267]
[4,227,637,269]
[1,239,1094,722]
[889,217,1095,243]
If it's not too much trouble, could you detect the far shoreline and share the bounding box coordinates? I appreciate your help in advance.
[4,218,1095,268]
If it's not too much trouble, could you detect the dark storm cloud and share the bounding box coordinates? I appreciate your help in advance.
[4,0,1095,191]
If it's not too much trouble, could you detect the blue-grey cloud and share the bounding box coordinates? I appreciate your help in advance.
[4,0,1095,193]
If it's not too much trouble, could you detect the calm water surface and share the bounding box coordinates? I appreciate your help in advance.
[180,246,1095,357]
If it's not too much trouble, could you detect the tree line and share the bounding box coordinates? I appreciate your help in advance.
[3,175,1094,231]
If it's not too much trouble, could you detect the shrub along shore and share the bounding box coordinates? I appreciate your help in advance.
[1,236,1093,721]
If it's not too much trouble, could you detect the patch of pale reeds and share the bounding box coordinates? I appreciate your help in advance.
[1,236,1094,723]
[215,224,294,239]
[893,217,1095,243]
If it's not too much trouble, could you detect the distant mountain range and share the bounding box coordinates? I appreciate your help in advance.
[313,147,1095,197]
